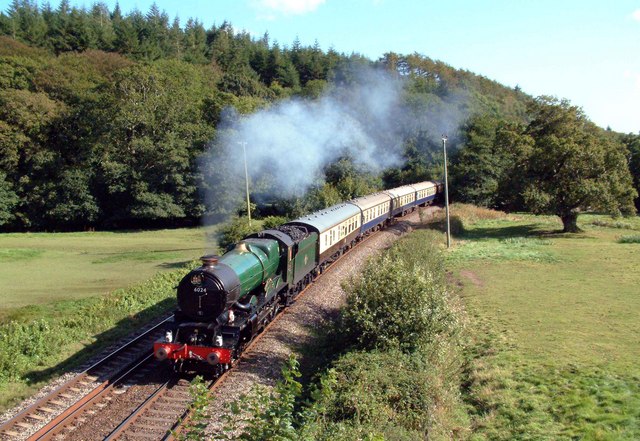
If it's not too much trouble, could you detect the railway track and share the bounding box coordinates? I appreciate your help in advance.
[0,316,171,440]
[103,376,204,440]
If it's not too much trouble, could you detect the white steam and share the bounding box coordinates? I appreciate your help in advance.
[200,64,469,222]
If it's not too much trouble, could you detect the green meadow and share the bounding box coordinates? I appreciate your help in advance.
[445,207,640,439]
[0,227,217,411]
[0,228,212,320]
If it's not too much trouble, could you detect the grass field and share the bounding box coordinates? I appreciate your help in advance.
[444,207,640,439]
[0,227,221,411]
[0,228,214,321]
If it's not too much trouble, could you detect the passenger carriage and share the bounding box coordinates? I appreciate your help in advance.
[348,193,392,234]
[385,185,418,216]
[412,181,440,206]
[285,203,361,266]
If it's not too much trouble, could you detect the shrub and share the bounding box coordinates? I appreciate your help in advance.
[261,215,288,229]
[340,231,458,353]
[218,355,302,441]
[175,376,211,440]
[218,217,262,249]
[306,348,468,440]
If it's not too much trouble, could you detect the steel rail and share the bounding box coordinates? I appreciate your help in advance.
[31,354,156,440]
[103,379,172,441]
[0,315,172,440]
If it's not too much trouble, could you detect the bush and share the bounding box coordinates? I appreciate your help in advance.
[217,355,302,441]
[218,217,263,249]
[262,215,288,229]
[340,230,458,353]
[307,348,468,440]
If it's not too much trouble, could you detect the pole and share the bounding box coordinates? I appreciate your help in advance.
[240,141,251,225]
[442,135,451,248]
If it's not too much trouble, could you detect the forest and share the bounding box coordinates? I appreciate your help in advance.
[0,0,638,232]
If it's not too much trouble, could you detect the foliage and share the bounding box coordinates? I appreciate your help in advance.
[175,376,211,441]
[303,348,469,440]
[620,132,640,212]
[217,216,263,249]
[520,97,636,231]
[220,355,303,441]
[451,115,532,209]
[340,230,457,353]
[618,234,640,243]
[261,215,288,229]
[0,171,18,225]
[0,2,534,231]
[452,97,638,232]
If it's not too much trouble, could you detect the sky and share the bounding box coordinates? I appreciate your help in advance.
[5,0,638,133]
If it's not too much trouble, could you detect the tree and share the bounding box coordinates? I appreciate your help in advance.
[182,18,207,64]
[88,2,115,50]
[520,97,636,232]
[94,61,213,225]
[451,115,532,209]
[111,5,139,54]
[620,132,640,212]
[0,171,18,226]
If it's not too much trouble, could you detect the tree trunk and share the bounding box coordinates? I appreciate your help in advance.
[560,212,581,233]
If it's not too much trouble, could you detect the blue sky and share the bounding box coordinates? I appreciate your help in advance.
[5,0,639,133]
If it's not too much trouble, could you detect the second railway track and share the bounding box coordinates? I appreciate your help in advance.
[0,316,171,441]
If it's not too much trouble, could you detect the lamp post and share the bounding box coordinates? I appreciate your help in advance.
[239,141,251,225]
[442,135,451,248]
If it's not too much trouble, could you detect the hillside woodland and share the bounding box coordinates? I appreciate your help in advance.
[0,1,637,232]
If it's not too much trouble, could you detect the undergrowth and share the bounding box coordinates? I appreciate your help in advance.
[217,217,264,250]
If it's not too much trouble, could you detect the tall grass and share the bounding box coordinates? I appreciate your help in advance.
[590,219,639,231]
[618,234,640,243]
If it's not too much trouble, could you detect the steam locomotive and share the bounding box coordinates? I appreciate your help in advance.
[153,181,443,373]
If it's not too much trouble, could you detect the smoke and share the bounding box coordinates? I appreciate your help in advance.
[200,63,469,223]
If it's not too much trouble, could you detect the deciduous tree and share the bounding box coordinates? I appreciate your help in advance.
[521,97,636,232]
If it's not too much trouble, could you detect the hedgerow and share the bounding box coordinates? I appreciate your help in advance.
[339,231,459,353]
